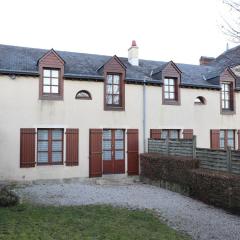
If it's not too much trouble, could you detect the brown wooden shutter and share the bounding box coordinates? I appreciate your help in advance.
[20,128,36,168]
[65,128,79,166]
[183,129,193,139]
[210,129,220,149]
[150,129,161,139]
[89,129,102,177]
[127,129,139,175]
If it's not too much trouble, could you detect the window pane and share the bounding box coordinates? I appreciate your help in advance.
[164,86,169,92]
[106,95,112,104]
[220,139,225,149]
[113,75,120,84]
[52,129,63,140]
[106,85,112,94]
[227,139,234,148]
[52,152,62,162]
[169,79,174,85]
[52,141,62,151]
[38,130,48,140]
[113,95,120,104]
[52,70,59,78]
[107,75,113,84]
[220,130,225,138]
[43,78,50,85]
[103,151,111,160]
[115,140,124,149]
[43,86,50,93]
[169,130,178,139]
[161,130,168,139]
[115,130,123,139]
[52,78,59,86]
[103,130,111,140]
[38,141,48,151]
[113,85,120,94]
[164,93,169,99]
[38,152,48,163]
[43,69,51,77]
[227,130,234,138]
[169,86,174,93]
[169,93,174,99]
[52,86,59,94]
[164,79,168,85]
[115,150,124,160]
[103,140,111,150]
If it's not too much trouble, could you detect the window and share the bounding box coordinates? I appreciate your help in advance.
[75,90,92,100]
[164,78,177,100]
[105,74,121,107]
[194,96,206,105]
[221,82,233,111]
[43,69,60,94]
[37,129,63,165]
[161,129,179,139]
[220,130,235,149]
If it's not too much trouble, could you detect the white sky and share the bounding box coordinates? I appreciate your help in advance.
[0,0,237,64]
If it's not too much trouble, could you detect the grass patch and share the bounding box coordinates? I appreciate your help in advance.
[0,204,190,240]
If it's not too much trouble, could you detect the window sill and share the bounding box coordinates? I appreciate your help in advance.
[37,162,63,166]
[221,110,235,115]
[162,100,180,106]
[39,95,63,101]
[104,106,125,111]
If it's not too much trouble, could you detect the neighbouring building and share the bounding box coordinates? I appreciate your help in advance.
[1,41,240,181]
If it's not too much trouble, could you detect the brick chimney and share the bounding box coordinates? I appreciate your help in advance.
[199,56,215,65]
[128,40,139,66]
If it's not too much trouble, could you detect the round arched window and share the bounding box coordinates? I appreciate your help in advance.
[194,96,206,105]
[75,90,92,100]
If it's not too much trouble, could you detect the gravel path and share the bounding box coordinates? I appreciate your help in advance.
[16,181,240,240]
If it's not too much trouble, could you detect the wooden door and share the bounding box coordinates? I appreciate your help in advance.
[89,129,103,177]
[127,129,139,175]
[103,129,125,174]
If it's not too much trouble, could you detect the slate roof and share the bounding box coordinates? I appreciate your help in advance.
[0,44,240,89]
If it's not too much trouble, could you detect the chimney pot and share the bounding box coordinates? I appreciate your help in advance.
[132,40,137,47]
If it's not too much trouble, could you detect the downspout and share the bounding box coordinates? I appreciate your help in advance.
[143,77,147,152]
[143,71,152,152]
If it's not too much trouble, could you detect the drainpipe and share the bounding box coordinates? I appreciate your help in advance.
[143,77,147,152]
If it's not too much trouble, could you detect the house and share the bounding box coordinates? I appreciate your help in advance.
[1,41,240,181]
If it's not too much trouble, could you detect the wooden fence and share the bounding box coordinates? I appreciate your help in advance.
[148,137,240,175]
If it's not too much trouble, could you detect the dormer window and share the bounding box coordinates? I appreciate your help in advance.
[106,74,121,106]
[102,55,126,111]
[43,69,60,94]
[164,78,177,100]
[38,49,65,100]
[221,82,233,111]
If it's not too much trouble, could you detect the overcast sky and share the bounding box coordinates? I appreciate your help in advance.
[0,0,237,64]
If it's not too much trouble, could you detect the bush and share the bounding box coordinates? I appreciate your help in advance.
[0,187,19,207]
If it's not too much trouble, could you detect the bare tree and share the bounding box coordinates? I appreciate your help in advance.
[221,0,240,42]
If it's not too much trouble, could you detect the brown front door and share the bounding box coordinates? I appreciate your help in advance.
[103,129,125,174]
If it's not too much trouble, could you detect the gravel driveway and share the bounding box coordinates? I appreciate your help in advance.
[16,180,240,240]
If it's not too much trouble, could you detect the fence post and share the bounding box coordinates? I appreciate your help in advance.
[226,146,232,173]
[166,136,169,156]
[192,135,197,159]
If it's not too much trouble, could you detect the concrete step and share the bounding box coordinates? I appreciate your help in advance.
[94,175,139,186]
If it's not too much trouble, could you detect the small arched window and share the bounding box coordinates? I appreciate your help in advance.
[194,96,206,105]
[75,90,92,100]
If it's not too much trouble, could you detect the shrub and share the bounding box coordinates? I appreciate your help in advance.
[0,186,19,207]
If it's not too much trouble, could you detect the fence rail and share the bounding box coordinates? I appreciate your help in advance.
[148,137,240,175]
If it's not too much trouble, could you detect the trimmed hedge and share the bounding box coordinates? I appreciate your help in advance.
[140,153,240,213]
